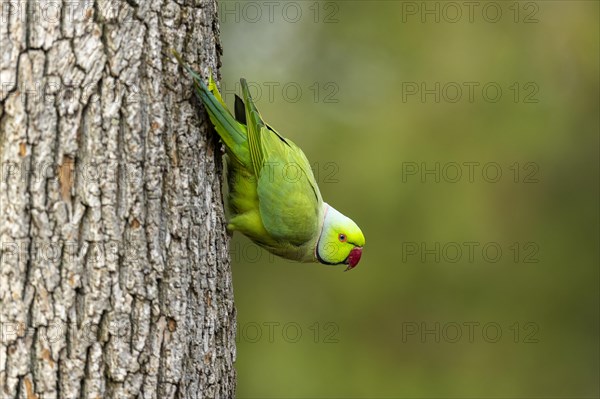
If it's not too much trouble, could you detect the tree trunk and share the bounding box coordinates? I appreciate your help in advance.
[0,1,236,398]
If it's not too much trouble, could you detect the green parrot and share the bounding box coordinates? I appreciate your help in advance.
[172,51,365,271]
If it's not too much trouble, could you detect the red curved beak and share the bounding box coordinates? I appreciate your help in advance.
[344,247,363,271]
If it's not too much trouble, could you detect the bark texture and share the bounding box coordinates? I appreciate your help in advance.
[0,0,236,398]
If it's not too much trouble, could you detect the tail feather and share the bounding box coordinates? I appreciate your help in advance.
[208,73,229,111]
[171,50,247,158]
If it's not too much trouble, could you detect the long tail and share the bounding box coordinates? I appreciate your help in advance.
[171,50,247,159]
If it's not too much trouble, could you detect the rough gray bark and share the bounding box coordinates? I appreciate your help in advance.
[0,1,236,398]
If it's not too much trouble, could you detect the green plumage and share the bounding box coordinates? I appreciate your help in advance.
[172,51,323,262]
[172,51,365,269]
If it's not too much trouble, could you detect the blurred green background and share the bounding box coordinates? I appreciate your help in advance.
[218,1,599,398]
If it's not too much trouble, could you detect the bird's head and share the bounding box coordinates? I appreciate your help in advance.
[316,204,365,271]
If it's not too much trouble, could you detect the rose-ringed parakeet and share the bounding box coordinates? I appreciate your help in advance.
[172,51,365,270]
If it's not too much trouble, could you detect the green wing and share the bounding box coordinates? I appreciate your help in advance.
[239,79,322,245]
[240,78,267,178]
[172,54,322,247]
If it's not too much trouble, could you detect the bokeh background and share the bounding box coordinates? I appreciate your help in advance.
[218,1,599,397]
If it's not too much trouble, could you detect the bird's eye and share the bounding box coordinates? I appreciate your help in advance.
[338,233,347,242]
